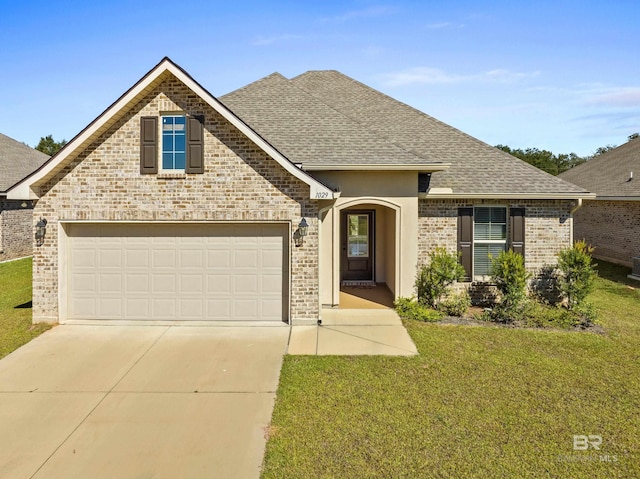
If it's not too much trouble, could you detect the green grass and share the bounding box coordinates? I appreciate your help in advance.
[0,257,50,359]
[262,261,640,478]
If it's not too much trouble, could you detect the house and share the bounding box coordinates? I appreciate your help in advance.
[0,133,49,261]
[8,58,592,324]
[559,136,640,270]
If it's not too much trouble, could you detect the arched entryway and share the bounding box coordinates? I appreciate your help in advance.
[319,198,401,309]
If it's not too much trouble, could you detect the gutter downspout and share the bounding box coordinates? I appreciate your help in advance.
[569,198,583,244]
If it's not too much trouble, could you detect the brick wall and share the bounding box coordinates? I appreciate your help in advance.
[0,198,34,261]
[573,200,640,267]
[33,77,318,323]
[418,198,574,273]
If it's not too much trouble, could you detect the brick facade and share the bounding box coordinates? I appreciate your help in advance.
[32,78,318,323]
[418,198,574,272]
[573,200,640,267]
[0,198,34,261]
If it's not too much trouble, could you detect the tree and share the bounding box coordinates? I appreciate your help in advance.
[35,135,67,156]
[495,145,586,175]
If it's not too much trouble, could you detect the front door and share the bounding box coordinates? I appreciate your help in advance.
[341,211,374,281]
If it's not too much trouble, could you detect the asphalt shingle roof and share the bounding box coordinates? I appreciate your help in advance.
[221,70,588,196]
[0,133,49,193]
[220,73,429,166]
[558,137,640,197]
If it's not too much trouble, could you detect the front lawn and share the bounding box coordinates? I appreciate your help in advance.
[0,258,50,359]
[262,262,640,478]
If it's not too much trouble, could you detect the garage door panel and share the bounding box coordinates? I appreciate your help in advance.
[207,300,231,318]
[126,274,149,293]
[180,274,203,293]
[126,250,149,268]
[152,250,176,268]
[73,249,96,268]
[152,274,176,293]
[234,250,258,269]
[180,249,203,268]
[127,299,151,318]
[234,299,258,318]
[99,274,123,293]
[234,276,258,294]
[67,223,287,321]
[262,275,282,293]
[100,298,122,317]
[180,299,204,319]
[71,274,96,292]
[207,275,231,293]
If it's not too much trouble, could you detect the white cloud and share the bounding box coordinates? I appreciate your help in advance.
[583,87,640,108]
[381,67,540,86]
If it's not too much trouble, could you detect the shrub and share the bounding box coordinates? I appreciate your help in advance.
[440,290,471,317]
[557,241,597,309]
[490,249,530,309]
[416,247,466,308]
[394,297,444,322]
[530,265,563,305]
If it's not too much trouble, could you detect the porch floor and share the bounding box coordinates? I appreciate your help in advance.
[287,284,417,356]
[339,283,394,309]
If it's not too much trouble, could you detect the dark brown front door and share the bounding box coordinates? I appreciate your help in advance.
[341,211,374,281]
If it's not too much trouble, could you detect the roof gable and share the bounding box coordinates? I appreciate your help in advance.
[290,70,590,197]
[559,137,640,198]
[221,72,447,170]
[8,58,335,200]
[0,133,49,193]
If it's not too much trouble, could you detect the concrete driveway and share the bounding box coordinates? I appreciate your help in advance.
[0,324,289,479]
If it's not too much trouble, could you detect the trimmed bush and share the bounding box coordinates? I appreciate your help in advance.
[440,290,471,317]
[490,249,530,309]
[416,247,465,308]
[394,297,444,322]
[557,241,597,309]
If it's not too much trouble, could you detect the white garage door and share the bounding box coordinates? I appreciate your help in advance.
[66,223,288,322]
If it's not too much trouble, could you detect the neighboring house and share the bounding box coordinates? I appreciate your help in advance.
[0,133,49,261]
[559,136,640,269]
[8,58,592,324]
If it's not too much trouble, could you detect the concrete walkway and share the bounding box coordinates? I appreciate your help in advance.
[288,309,418,356]
[0,324,289,479]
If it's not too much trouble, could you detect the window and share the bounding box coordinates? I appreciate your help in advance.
[162,115,186,170]
[347,214,369,257]
[473,206,507,277]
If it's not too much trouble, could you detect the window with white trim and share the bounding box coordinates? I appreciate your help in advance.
[161,115,186,170]
[473,206,507,278]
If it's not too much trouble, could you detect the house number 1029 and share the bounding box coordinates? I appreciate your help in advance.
[315,191,329,199]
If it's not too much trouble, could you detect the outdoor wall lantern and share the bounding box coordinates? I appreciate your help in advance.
[294,217,309,247]
[35,218,47,247]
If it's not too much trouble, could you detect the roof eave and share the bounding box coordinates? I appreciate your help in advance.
[6,57,336,201]
[419,191,597,200]
[303,163,450,172]
[588,195,640,201]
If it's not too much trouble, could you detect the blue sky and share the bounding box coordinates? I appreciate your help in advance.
[1,0,639,157]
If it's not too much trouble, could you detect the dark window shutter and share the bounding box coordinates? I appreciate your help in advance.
[509,207,525,257]
[185,115,204,174]
[140,116,158,174]
[458,207,473,281]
